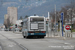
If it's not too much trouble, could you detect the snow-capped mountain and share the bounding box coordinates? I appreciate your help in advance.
[0,0,71,23]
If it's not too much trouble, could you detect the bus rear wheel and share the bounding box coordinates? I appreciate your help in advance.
[40,36,44,38]
[38,36,44,38]
[26,36,29,39]
[23,36,26,38]
[41,36,44,38]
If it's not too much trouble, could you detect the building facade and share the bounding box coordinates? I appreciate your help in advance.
[7,7,17,25]
[4,14,9,28]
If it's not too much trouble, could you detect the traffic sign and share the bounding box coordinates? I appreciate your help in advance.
[61,12,64,36]
[65,25,70,30]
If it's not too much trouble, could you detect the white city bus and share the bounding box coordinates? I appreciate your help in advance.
[22,16,46,38]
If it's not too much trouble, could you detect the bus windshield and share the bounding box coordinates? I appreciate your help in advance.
[30,18,44,22]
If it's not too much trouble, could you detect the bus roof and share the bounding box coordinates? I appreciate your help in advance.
[29,16,44,18]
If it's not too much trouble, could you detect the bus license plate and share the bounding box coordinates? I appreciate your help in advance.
[31,33,34,35]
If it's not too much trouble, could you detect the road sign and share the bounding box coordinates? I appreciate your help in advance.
[56,23,58,25]
[61,12,64,36]
[65,25,70,30]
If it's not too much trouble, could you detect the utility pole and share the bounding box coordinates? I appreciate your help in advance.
[48,12,50,37]
[71,0,72,33]
[71,0,73,37]
[55,5,56,33]
[60,18,62,37]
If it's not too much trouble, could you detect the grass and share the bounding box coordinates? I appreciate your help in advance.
[72,29,75,32]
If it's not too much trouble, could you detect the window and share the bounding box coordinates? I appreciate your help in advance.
[30,18,44,22]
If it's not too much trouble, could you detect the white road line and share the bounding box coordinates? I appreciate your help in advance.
[64,42,70,45]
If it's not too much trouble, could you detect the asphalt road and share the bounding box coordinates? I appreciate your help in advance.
[0,31,25,50]
[0,31,75,50]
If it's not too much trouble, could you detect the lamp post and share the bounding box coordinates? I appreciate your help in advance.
[48,12,50,37]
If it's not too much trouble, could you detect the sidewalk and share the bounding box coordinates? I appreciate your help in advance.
[6,31,22,34]
[72,32,75,38]
[46,32,61,37]
[46,32,75,38]
[5,31,75,38]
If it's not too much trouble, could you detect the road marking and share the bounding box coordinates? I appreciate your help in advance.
[20,44,28,50]
[8,44,14,47]
[8,43,16,47]
[49,46,62,48]
[63,45,74,49]
[15,34,21,35]
[49,45,74,49]
[64,42,70,45]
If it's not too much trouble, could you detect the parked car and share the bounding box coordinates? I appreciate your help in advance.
[4,28,9,31]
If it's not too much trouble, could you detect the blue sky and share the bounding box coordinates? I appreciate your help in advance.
[0,0,71,24]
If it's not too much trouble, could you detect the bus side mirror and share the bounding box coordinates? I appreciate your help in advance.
[21,22,24,27]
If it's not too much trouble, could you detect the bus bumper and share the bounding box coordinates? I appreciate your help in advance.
[28,33,46,36]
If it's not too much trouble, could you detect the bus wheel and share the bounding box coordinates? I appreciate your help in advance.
[41,36,44,38]
[26,36,28,39]
[23,36,26,38]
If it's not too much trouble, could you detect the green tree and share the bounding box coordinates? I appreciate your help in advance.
[24,15,29,19]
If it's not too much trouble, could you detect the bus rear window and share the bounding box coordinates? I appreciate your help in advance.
[30,18,44,22]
